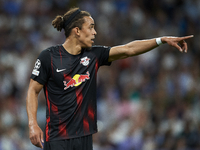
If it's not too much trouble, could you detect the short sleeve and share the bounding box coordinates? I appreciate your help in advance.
[91,45,112,66]
[31,49,51,85]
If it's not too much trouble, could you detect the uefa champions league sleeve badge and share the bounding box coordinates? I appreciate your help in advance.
[32,59,41,76]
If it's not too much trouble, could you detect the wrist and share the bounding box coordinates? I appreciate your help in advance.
[156,37,163,46]
[28,121,38,127]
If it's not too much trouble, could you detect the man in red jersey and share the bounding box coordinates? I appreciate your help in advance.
[26,7,193,150]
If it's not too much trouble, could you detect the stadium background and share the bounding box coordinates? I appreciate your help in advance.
[0,0,199,149]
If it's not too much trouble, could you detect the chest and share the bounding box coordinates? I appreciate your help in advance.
[49,53,97,88]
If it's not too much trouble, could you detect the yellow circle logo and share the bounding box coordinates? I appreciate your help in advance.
[73,74,82,86]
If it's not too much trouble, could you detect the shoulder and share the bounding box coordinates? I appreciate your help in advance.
[85,45,111,54]
[46,44,61,53]
[91,45,111,50]
[37,45,58,62]
[39,44,62,57]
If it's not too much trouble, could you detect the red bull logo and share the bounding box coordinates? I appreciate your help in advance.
[63,71,90,90]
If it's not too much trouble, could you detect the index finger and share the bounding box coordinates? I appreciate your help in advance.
[179,35,194,40]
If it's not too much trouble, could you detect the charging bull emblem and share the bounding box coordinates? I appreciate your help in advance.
[63,71,90,90]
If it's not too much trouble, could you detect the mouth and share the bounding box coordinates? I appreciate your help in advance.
[91,39,95,43]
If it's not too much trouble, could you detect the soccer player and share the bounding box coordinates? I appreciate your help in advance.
[26,7,193,150]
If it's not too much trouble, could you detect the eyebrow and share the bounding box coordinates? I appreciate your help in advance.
[90,23,95,26]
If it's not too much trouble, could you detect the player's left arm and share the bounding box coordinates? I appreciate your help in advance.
[108,35,193,62]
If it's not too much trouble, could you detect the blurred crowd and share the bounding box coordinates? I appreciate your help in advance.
[0,0,200,150]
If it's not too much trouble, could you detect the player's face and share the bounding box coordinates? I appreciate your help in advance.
[78,16,97,48]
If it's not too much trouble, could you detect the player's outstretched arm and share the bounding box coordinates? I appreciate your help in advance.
[108,35,193,62]
[26,79,44,149]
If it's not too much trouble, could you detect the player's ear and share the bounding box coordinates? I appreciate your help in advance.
[73,27,81,36]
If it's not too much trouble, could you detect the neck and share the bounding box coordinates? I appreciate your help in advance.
[62,38,82,55]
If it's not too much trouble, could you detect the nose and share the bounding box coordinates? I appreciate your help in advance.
[93,29,97,35]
